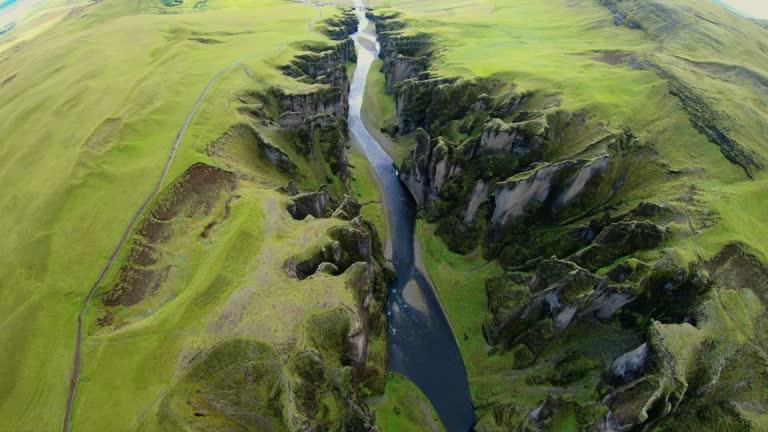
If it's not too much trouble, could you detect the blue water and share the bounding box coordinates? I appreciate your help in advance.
[0,0,17,11]
[348,3,476,431]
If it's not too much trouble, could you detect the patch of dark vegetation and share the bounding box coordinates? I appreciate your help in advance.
[200,194,239,238]
[288,114,351,180]
[570,220,664,271]
[100,164,237,308]
[593,50,631,65]
[102,265,170,307]
[151,164,237,221]
[705,242,768,301]
[0,73,16,89]
[188,37,222,44]
[158,339,289,431]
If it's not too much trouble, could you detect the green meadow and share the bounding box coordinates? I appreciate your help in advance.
[372,373,445,432]
[0,0,358,429]
[2,0,767,428]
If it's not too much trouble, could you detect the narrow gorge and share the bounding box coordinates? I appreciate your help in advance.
[348,2,476,431]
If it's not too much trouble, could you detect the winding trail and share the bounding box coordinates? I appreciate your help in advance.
[61,60,241,432]
[62,3,335,429]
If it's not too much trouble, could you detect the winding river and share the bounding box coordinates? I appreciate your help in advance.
[348,3,476,431]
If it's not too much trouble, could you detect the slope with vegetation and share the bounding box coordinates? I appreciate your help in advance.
[362,0,768,430]
[0,0,414,430]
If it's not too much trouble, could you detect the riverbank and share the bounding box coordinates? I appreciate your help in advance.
[348,1,475,429]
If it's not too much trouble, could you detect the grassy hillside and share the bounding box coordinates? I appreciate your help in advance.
[364,0,768,429]
[0,0,388,430]
[372,373,445,432]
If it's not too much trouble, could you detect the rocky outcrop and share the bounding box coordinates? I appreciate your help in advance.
[490,161,574,227]
[369,12,434,93]
[287,185,332,220]
[332,195,362,221]
[399,129,462,209]
[554,155,610,210]
[251,129,295,173]
[571,221,664,271]
[277,87,349,127]
[490,155,613,228]
[479,118,546,156]
[484,258,604,348]
[281,39,356,85]
[608,343,650,384]
[593,323,690,432]
[463,180,487,225]
[284,217,379,281]
[394,77,456,134]
[282,215,390,405]
[319,8,358,40]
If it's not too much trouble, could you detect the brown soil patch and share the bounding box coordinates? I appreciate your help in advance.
[152,163,237,221]
[138,219,170,243]
[129,244,158,267]
[102,163,237,307]
[706,243,768,302]
[96,310,114,326]
[102,265,170,307]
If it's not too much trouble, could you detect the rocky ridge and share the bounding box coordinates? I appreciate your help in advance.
[367,8,768,431]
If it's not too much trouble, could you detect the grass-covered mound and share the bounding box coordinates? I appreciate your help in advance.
[372,373,445,432]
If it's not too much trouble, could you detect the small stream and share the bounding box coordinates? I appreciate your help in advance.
[347,3,476,431]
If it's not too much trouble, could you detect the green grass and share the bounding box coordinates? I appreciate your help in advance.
[361,58,413,163]
[416,222,629,425]
[362,59,396,131]
[373,373,445,432]
[0,0,354,429]
[349,149,388,243]
[74,186,361,430]
[416,221,507,377]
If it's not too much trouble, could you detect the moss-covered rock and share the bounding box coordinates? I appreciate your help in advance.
[287,185,332,220]
[571,221,664,271]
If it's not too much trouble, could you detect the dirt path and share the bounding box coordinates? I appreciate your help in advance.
[61,60,241,432]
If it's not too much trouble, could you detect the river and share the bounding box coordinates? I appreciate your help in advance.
[347,2,476,431]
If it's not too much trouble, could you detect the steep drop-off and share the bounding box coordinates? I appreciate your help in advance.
[364,2,768,430]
